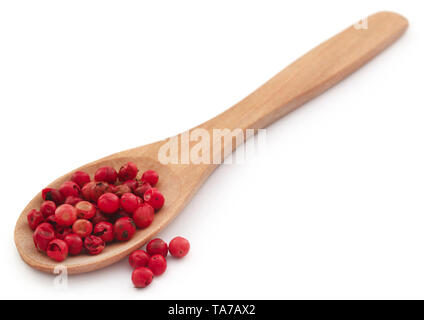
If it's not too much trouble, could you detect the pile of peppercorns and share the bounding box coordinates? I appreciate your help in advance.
[130,236,190,288]
[27,162,165,262]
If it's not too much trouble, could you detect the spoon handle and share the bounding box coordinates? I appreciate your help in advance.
[201,11,408,133]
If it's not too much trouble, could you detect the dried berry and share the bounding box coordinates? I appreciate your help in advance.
[72,219,93,238]
[75,201,96,219]
[141,170,159,187]
[40,201,56,218]
[55,204,78,227]
[132,267,153,288]
[147,254,167,276]
[93,221,114,243]
[84,235,105,255]
[33,223,56,251]
[129,250,150,269]
[143,188,164,211]
[98,192,120,214]
[132,203,154,229]
[64,233,83,255]
[42,188,64,205]
[134,182,151,197]
[27,209,44,230]
[146,238,168,257]
[120,193,139,214]
[71,171,91,188]
[114,217,136,241]
[59,181,81,198]
[118,162,138,182]
[169,236,190,258]
[47,239,68,262]
[65,195,83,206]
[94,166,117,184]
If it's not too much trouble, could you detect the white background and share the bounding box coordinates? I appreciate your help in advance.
[0,0,423,299]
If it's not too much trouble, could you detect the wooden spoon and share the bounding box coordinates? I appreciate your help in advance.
[14,11,408,274]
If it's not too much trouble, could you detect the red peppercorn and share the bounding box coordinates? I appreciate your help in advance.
[65,195,83,206]
[59,181,81,198]
[91,209,109,225]
[93,221,114,243]
[81,181,96,201]
[132,203,154,229]
[123,179,139,191]
[132,267,153,288]
[42,188,64,205]
[118,162,138,182]
[54,226,73,240]
[46,214,58,228]
[120,193,139,214]
[64,233,83,255]
[146,238,168,257]
[112,184,132,197]
[55,204,78,227]
[27,209,44,230]
[84,235,105,255]
[94,166,117,184]
[47,239,68,262]
[143,188,165,211]
[169,236,190,258]
[98,192,120,214]
[72,219,93,238]
[33,223,56,251]
[40,200,56,218]
[141,170,159,186]
[134,182,151,197]
[71,171,91,188]
[75,200,96,219]
[113,217,136,241]
[147,254,167,276]
[129,250,150,268]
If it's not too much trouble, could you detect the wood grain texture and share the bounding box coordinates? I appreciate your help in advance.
[14,11,408,274]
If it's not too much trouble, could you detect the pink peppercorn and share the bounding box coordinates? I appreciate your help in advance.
[65,195,83,206]
[54,226,73,240]
[93,221,114,243]
[146,238,168,257]
[132,267,154,288]
[120,193,139,213]
[84,235,105,255]
[91,209,109,225]
[27,209,44,230]
[72,219,93,238]
[40,200,56,218]
[75,200,96,219]
[123,179,139,191]
[112,184,132,197]
[143,188,165,211]
[64,233,83,255]
[134,182,151,197]
[55,204,78,227]
[132,203,154,229]
[42,188,64,205]
[141,170,159,187]
[118,162,138,182]
[33,223,56,251]
[129,250,150,268]
[147,254,167,276]
[47,239,68,262]
[98,192,120,214]
[113,217,136,241]
[59,181,81,198]
[70,171,91,188]
[94,166,117,184]
[169,236,190,258]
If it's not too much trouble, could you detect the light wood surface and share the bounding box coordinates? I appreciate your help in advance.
[14,11,408,274]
